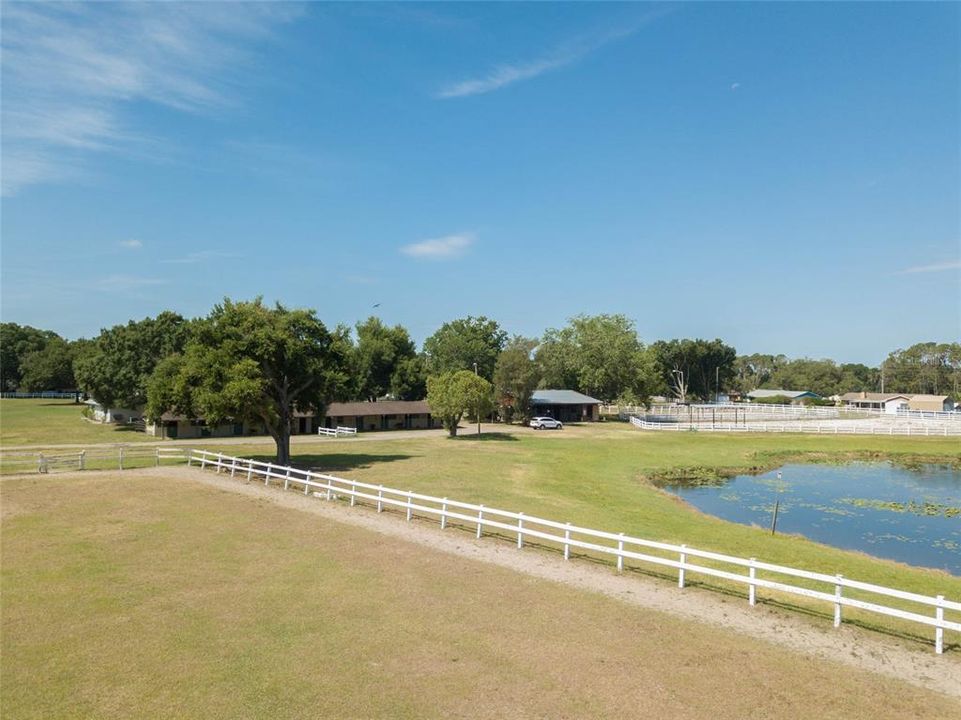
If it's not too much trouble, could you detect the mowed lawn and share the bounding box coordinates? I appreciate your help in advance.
[204,425,961,644]
[3,470,959,719]
[0,399,157,446]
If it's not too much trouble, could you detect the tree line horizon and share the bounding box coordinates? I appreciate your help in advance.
[2,299,958,461]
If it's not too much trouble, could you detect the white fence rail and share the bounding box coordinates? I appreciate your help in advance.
[317,426,358,437]
[0,391,80,399]
[1,446,190,473]
[629,416,961,437]
[189,449,960,654]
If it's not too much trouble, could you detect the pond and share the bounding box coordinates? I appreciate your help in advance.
[664,463,961,575]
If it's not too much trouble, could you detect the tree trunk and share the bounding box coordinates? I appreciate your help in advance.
[275,423,291,466]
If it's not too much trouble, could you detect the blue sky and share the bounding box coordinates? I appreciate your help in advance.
[2,1,958,364]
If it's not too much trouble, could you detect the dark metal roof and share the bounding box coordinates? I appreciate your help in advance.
[531,389,601,405]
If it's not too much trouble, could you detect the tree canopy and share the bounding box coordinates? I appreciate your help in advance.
[351,316,423,401]
[536,314,656,403]
[0,323,61,391]
[74,312,191,408]
[493,336,541,423]
[426,370,493,437]
[146,299,350,464]
[422,316,506,381]
[18,336,85,392]
[652,338,737,402]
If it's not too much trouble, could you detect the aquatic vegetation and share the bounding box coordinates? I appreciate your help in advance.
[838,497,961,518]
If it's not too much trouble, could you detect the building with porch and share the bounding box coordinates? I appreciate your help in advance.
[530,390,602,422]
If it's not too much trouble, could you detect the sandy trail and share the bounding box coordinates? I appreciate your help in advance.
[135,465,961,700]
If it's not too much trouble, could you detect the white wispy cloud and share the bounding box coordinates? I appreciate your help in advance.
[435,10,670,99]
[161,250,241,265]
[401,233,474,260]
[96,274,167,291]
[1,3,301,196]
[118,239,143,249]
[897,260,961,275]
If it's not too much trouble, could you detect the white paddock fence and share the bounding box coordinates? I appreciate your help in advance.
[629,416,961,437]
[317,426,358,437]
[1,446,190,473]
[189,449,960,654]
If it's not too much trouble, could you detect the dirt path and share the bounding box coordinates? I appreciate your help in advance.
[139,465,961,700]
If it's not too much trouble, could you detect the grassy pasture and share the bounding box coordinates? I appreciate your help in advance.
[3,470,959,719]
[0,398,157,446]
[205,425,961,645]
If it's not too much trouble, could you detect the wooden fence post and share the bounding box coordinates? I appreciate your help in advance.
[617,533,624,572]
[834,575,843,627]
[678,545,687,588]
[935,596,945,655]
[516,513,524,549]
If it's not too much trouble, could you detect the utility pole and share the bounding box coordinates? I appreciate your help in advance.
[473,362,480,435]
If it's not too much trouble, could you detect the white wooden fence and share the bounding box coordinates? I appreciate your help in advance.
[189,449,960,654]
[317,426,358,437]
[629,416,961,437]
[1,446,190,473]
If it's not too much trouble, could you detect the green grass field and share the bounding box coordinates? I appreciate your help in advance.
[3,401,959,647]
[191,425,961,645]
[3,470,958,719]
[0,399,158,446]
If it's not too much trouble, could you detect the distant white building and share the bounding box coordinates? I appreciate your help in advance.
[840,392,954,414]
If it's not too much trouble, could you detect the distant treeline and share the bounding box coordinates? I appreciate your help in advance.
[2,311,959,405]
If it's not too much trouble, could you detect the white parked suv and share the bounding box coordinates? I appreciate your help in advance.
[530,416,563,430]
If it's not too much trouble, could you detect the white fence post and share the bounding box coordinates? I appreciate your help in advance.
[265,463,272,486]
[326,480,332,501]
[517,513,524,549]
[304,473,311,495]
[231,458,238,478]
[749,559,757,606]
[350,482,356,507]
[564,523,572,560]
[247,462,253,483]
[377,486,384,512]
[119,447,125,470]
[187,450,193,467]
[678,545,687,588]
[79,451,86,471]
[406,493,413,521]
[284,467,291,490]
[38,453,46,474]
[935,595,945,655]
[834,575,843,627]
[156,448,161,467]
[441,499,448,529]
[476,506,484,538]
[216,453,224,473]
[617,533,624,572]
[200,452,207,469]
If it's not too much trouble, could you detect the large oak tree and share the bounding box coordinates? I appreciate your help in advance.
[146,298,350,464]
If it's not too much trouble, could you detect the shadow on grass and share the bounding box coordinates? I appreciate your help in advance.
[270,452,417,473]
[448,432,518,442]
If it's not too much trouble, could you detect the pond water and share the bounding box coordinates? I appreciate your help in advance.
[664,463,961,575]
